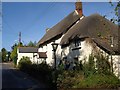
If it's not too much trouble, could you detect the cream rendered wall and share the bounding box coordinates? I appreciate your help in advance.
[17,53,33,65]
[38,36,63,66]
[17,49,38,65]
[61,39,93,63]
[61,39,120,78]
[109,55,120,78]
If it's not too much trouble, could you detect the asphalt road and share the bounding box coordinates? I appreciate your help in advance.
[2,62,46,90]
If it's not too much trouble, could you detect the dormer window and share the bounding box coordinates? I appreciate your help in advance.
[72,37,81,51]
[74,39,81,47]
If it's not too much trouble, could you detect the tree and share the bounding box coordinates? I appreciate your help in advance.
[7,51,11,61]
[10,45,17,65]
[109,1,120,23]
[27,41,36,47]
[10,42,23,66]
[11,43,17,50]
[18,42,23,47]
[1,48,7,62]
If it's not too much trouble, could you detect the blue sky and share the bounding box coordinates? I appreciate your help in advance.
[2,2,117,51]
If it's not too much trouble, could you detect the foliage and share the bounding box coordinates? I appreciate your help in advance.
[1,48,7,62]
[27,41,36,47]
[10,42,23,66]
[57,70,84,89]
[18,56,32,72]
[95,53,111,74]
[7,52,11,61]
[11,43,17,50]
[57,70,120,89]
[18,42,23,47]
[83,54,96,77]
[73,74,120,88]
[109,1,120,23]
[10,45,18,65]
[57,53,119,89]
[18,61,54,87]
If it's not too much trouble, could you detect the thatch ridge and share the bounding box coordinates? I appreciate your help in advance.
[60,13,119,54]
[37,10,80,46]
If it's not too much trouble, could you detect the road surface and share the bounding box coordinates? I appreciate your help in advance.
[2,62,47,89]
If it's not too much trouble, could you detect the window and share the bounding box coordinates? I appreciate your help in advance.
[72,38,81,51]
[74,39,81,47]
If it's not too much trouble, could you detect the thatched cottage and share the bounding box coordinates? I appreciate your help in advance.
[37,2,120,77]
[37,2,84,66]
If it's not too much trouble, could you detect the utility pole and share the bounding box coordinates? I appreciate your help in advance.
[19,32,21,43]
[18,32,22,47]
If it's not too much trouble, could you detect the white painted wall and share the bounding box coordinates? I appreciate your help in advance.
[61,39,93,63]
[17,49,38,65]
[61,38,120,78]
[109,55,120,78]
[38,36,63,66]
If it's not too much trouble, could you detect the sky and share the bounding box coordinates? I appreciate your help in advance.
[2,2,117,51]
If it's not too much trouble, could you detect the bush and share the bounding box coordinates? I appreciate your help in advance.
[57,53,120,89]
[57,70,84,89]
[83,54,96,77]
[57,70,120,89]
[18,60,54,87]
[73,74,120,88]
[18,56,32,72]
[95,53,111,74]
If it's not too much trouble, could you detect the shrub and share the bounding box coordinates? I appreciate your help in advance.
[73,74,120,88]
[57,70,120,89]
[83,54,96,77]
[57,70,84,89]
[57,53,120,89]
[95,53,111,74]
[18,60,54,87]
[18,56,32,72]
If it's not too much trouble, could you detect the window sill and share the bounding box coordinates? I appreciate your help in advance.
[72,47,81,51]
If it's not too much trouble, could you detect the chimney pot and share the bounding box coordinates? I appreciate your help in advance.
[75,1,83,16]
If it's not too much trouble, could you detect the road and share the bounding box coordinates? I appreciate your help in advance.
[2,62,47,89]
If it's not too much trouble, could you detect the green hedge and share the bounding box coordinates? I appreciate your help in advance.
[18,56,32,72]
[73,73,120,88]
[57,70,120,89]
[18,57,54,87]
[57,53,120,89]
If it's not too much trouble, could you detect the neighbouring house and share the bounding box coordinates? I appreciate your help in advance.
[17,47,47,65]
[37,2,120,77]
[37,2,84,66]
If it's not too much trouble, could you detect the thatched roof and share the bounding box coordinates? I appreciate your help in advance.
[37,10,80,46]
[60,13,119,54]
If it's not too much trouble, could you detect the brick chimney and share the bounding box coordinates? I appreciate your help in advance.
[75,1,83,17]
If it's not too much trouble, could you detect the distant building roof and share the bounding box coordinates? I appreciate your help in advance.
[60,13,119,54]
[18,47,38,53]
[38,52,47,58]
[37,10,81,46]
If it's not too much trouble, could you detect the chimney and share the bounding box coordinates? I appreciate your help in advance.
[46,28,50,32]
[75,0,83,16]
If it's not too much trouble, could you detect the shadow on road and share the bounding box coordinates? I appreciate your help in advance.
[2,63,47,90]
